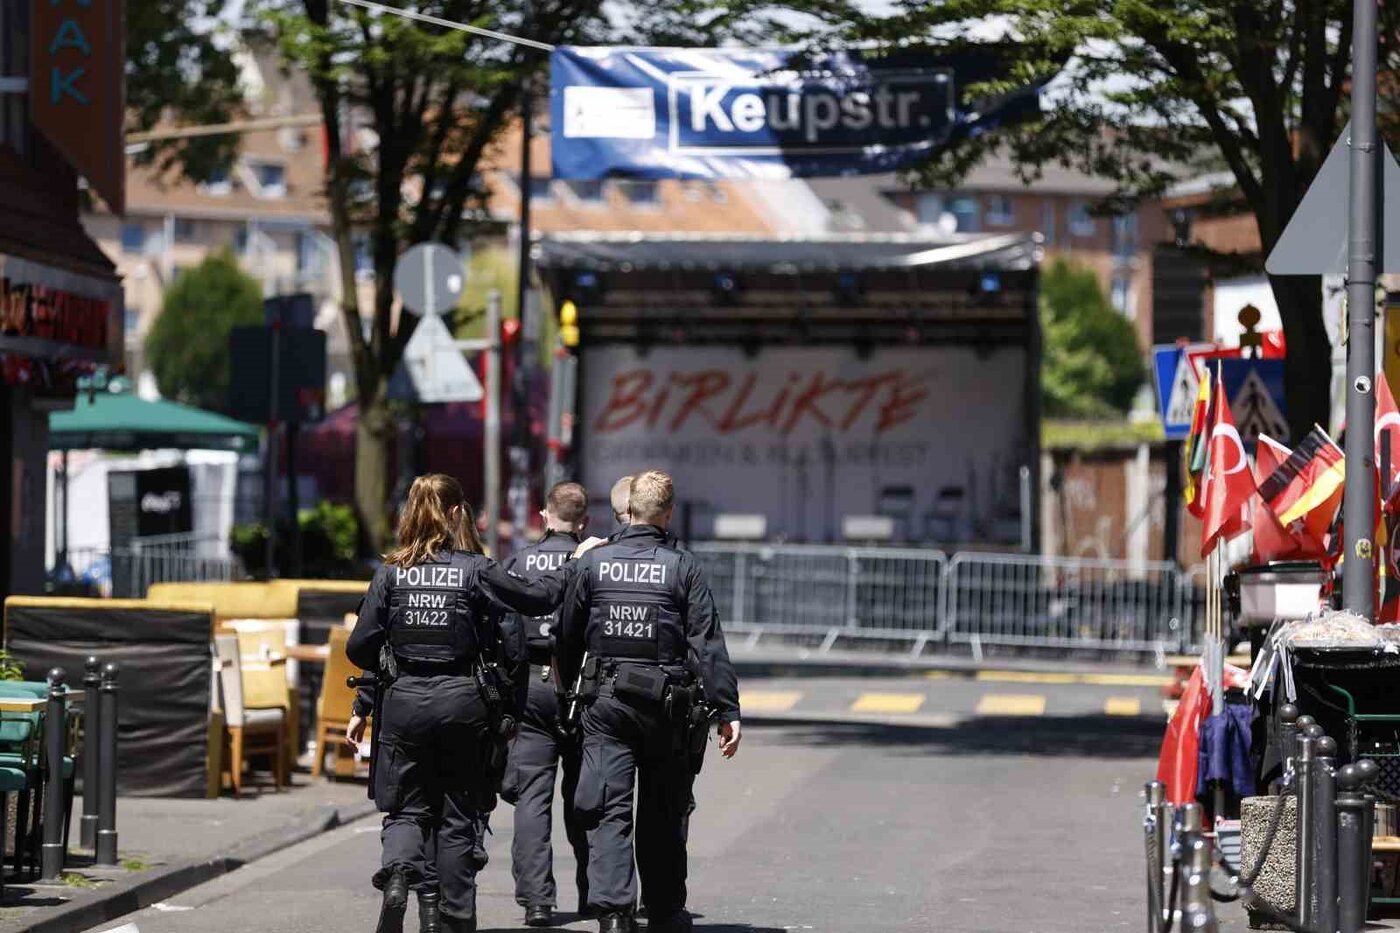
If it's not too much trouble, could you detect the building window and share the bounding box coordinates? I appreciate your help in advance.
[173,218,197,243]
[201,166,232,196]
[1041,202,1056,245]
[120,222,146,255]
[249,161,287,198]
[564,180,605,203]
[948,196,980,233]
[1111,276,1134,316]
[1111,213,1139,259]
[915,193,944,226]
[512,174,552,201]
[124,307,140,336]
[296,230,325,275]
[986,194,1014,227]
[1069,200,1096,237]
[233,225,249,255]
[616,180,660,206]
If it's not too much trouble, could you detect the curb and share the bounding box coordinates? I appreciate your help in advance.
[12,799,378,933]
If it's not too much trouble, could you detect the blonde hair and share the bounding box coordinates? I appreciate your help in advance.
[384,474,485,567]
[628,470,674,524]
[610,475,634,522]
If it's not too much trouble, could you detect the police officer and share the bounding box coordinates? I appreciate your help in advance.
[347,474,594,933]
[500,481,592,927]
[559,470,742,933]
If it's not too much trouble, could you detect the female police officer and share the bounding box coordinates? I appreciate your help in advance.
[347,474,595,933]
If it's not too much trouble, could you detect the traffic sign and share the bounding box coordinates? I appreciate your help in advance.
[394,243,465,316]
[1153,343,1215,439]
[1267,120,1400,275]
[387,314,483,403]
[1220,358,1288,447]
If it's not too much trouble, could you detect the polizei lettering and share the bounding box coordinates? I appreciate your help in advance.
[597,561,668,585]
[525,552,567,573]
[396,566,465,588]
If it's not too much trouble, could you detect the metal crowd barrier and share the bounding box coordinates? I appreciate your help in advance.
[691,543,1204,656]
[48,533,244,598]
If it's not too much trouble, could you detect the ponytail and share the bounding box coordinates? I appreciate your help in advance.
[384,474,485,567]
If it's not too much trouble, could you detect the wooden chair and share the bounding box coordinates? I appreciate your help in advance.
[312,628,367,778]
[227,619,301,766]
[214,634,288,796]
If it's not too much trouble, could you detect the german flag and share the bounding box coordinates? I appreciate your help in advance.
[1183,368,1213,519]
[1258,425,1345,559]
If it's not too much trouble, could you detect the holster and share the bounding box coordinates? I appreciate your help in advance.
[473,659,515,812]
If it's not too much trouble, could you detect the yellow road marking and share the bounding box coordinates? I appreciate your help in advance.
[976,670,1078,685]
[976,694,1047,716]
[740,690,802,713]
[851,692,926,714]
[925,671,953,681]
[1104,697,1143,717]
[1080,673,1173,687]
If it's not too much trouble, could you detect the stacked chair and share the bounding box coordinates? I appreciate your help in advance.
[0,680,78,884]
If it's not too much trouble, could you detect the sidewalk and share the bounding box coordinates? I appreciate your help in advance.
[730,643,1176,682]
[0,773,376,933]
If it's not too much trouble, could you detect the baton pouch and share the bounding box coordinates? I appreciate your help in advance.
[578,655,601,702]
[613,663,668,703]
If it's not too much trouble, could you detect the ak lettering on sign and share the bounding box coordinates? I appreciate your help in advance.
[29,0,126,213]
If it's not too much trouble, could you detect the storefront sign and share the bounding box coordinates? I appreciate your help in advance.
[29,0,126,212]
[0,277,111,353]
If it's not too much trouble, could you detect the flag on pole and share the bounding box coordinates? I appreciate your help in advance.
[1252,435,1302,564]
[1258,426,1346,562]
[1201,372,1255,557]
[1184,367,1214,519]
[1157,665,1209,806]
[1376,371,1400,511]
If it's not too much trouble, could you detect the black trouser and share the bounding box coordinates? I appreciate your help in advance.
[373,672,490,923]
[505,663,588,910]
[574,689,695,918]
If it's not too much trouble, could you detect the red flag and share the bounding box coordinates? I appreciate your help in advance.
[1252,435,1301,564]
[1259,426,1345,561]
[1157,666,1208,806]
[1201,375,1255,557]
[1376,372,1400,512]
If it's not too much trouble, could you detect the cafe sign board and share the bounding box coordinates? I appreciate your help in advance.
[29,0,126,214]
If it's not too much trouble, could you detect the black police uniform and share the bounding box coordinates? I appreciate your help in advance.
[499,529,591,916]
[348,549,574,930]
[559,524,741,930]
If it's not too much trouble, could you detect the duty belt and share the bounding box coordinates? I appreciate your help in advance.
[396,657,474,677]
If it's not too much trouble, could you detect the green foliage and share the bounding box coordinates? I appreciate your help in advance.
[1043,418,1163,451]
[0,651,24,683]
[145,252,263,414]
[1040,260,1143,419]
[126,0,244,183]
[230,502,364,579]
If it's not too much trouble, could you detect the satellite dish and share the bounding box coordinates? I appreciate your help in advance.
[937,212,959,237]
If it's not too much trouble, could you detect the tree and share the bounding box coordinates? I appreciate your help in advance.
[258,0,607,550]
[145,251,264,412]
[827,0,1400,442]
[1040,260,1143,419]
[126,0,245,181]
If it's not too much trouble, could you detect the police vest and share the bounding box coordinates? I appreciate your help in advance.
[511,531,578,657]
[387,551,485,663]
[585,541,686,663]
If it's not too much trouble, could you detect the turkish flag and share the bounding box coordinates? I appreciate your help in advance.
[1201,376,1256,557]
[1252,435,1301,564]
[1376,371,1400,512]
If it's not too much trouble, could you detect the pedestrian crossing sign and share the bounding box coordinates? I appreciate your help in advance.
[1153,345,1210,440]
[1220,358,1288,448]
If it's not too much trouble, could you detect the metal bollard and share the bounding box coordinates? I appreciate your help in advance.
[1279,704,1301,785]
[1315,736,1340,933]
[39,669,67,882]
[1337,764,1371,933]
[1145,781,1166,933]
[80,657,100,849]
[1357,759,1380,924]
[1179,803,1220,933]
[95,663,119,866]
[1297,733,1317,927]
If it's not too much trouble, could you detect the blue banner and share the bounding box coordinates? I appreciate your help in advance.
[550,46,1041,180]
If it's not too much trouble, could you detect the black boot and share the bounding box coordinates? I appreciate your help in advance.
[440,916,476,933]
[597,912,635,933]
[375,869,409,933]
[648,911,693,933]
[417,890,442,933]
[524,905,553,927]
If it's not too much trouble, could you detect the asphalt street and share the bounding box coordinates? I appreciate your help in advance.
[87,675,1171,933]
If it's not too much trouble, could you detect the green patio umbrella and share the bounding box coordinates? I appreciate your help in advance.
[49,391,260,454]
